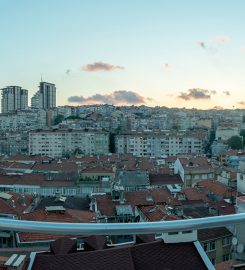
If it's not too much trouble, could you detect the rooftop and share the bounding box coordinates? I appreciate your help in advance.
[31,238,209,270]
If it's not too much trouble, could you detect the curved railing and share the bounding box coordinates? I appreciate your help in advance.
[0,213,245,235]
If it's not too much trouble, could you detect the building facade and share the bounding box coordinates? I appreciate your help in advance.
[115,131,207,157]
[1,86,28,113]
[31,82,56,109]
[29,129,109,157]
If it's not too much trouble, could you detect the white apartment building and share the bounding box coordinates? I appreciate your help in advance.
[29,129,109,158]
[216,126,240,141]
[1,86,28,113]
[115,131,207,157]
[237,161,245,194]
[57,106,73,118]
[0,109,47,131]
[31,82,56,109]
[31,91,43,109]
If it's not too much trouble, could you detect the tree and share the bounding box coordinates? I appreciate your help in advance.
[227,135,243,150]
[54,114,64,125]
[66,115,81,120]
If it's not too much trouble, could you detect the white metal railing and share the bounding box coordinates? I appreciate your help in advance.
[0,213,245,235]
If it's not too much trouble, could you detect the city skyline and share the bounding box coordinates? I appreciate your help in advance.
[1,0,245,109]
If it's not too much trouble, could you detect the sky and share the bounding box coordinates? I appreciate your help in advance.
[1,0,245,109]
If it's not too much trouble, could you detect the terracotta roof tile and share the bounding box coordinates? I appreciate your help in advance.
[197,180,236,198]
[32,240,208,270]
[149,173,182,186]
[18,210,81,242]
[198,227,232,241]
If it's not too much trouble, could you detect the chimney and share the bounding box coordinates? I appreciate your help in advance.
[11,200,16,208]
[20,194,26,206]
[119,189,125,204]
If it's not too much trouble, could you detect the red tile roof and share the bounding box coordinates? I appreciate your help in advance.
[216,260,244,270]
[0,198,17,215]
[150,188,181,206]
[183,187,209,202]
[0,173,75,187]
[149,173,182,186]
[139,205,180,222]
[197,180,236,198]
[198,227,232,241]
[66,209,96,222]
[32,240,208,270]
[18,210,81,242]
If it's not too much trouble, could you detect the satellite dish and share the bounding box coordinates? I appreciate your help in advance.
[237,243,244,253]
[232,237,238,246]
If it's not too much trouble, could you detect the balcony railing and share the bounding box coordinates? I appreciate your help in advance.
[0,213,245,235]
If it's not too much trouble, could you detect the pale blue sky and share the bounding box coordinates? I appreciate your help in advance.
[1,0,245,108]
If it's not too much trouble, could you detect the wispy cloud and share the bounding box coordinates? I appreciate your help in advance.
[178,88,215,101]
[65,69,71,75]
[213,36,230,45]
[162,63,171,70]
[211,106,224,110]
[82,61,125,72]
[197,36,230,53]
[197,41,207,49]
[68,90,150,105]
[197,41,217,53]
[223,91,230,96]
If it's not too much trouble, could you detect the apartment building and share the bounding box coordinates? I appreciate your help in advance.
[0,109,47,131]
[31,81,56,109]
[174,157,215,187]
[216,126,240,141]
[29,129,109,158]
[1,86,28,113]
[115,131,207,157]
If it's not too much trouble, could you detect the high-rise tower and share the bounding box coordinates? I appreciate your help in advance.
[31,82,56,109]
[1,86,28,113]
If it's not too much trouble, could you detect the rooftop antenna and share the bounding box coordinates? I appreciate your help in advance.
[41,74,43,82]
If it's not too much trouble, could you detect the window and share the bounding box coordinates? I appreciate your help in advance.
[182,230,192,234]
[223,254,231,262]
[168,232,178,235]
[203,241,216,252]
[222,237,231,246]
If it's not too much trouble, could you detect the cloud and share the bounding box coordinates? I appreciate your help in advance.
[197,36,230,53]
[68,90,149,105]
[65,69,71,75]
[213,36,230,45]
[82,61,125,72]
[223,91,230,96]
[197,41,217,53]
[162,63,171,69]
[197,41,207,49]
[178,88,215,101]
[211,106,224,110]
[210,90,217,95]
[238,101,245,106]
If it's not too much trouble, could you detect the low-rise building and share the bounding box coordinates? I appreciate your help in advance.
[174,157,215,187]
[29,129,109,158]
[115,131,208,157]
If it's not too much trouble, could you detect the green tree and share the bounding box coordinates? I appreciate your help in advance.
[227,135,243,150]
[66,115,81,120]
[54,114,64,125]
